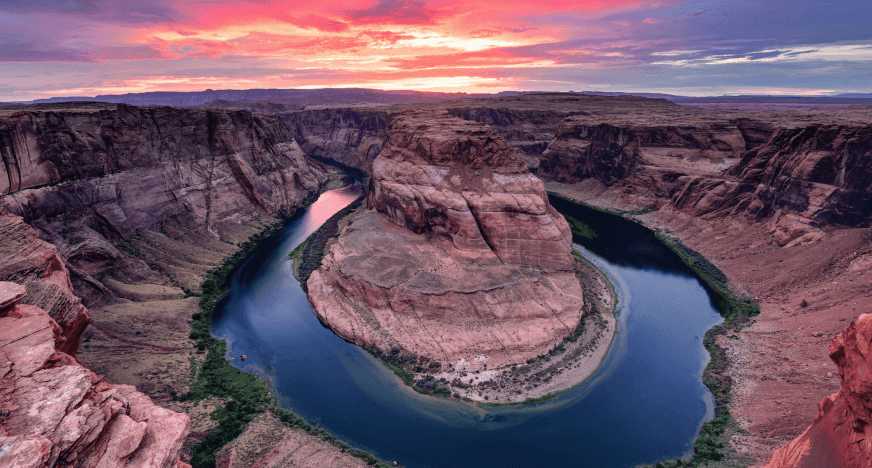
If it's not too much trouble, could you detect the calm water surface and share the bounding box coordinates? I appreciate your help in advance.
[212,186,722,467]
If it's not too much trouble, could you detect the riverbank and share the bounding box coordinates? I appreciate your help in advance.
[185,186,386,468]
[293,200,619,405]
[444,251,618,404]
[548,185,760,466]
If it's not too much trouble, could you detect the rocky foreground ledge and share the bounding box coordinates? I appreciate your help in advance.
[307,110,615,402]
[0,281,189,467]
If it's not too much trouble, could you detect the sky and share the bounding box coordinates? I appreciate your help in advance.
[1,0,871,101]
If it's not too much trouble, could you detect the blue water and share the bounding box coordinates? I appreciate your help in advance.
[212,186,722,467]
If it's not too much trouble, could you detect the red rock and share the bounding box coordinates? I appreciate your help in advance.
[766,314,872,468]
[0,215,89,353]
[309,110,583,370]
[0,282,189,467]
[0,281,25,310]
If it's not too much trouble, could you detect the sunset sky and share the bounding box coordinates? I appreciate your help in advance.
[1,0,871,101]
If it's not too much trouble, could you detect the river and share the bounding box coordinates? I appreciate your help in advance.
[212,185,722,467]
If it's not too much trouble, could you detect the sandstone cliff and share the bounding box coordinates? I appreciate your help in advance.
[537,114,872,247]
[0,281,189,467]
[766,314,872,468]
[0,103,335,464]
[0,215,88,354]
[527,95,872,464]
[308,110,583,372]
[281,108,388,173]
[215,412,367,468]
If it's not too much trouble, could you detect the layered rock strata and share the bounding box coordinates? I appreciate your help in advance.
[215,412,367,468]
[540,116,871,246]
[281,108,389,173]
[766,314,872,468]
[543,110,872,463]
[0,281,189,467]
[0,104,331,401]
[308,110,583,372]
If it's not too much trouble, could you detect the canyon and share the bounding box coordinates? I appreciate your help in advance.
[0,93,870,466]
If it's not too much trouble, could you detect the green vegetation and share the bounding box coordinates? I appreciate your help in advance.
[652,234,758,467]
[182,195,386,468]
[550,193,758,467]
[655,233,759,325]
[567,216,598,240]
[368,345,453,397]
[289,196,363,288]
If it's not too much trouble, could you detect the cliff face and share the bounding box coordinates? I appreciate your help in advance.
[538,115,872,248]
[766,314,872,468]
[1,104,325,231]
[0,281,189,467]
[725,126,872,226]
[308,110,582,370]
[0,215,89,353]
[0,103,334,464]
[281,108,388,172]
[0,105,328,306]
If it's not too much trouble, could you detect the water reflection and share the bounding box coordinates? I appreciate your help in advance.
[213,187,722,468]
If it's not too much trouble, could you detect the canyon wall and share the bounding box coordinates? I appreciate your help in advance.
[0,103,336,464]
[0,103,329,314]
[534,115,872,248]
[308,109,583,370]
[507,95,872,464]
[280,108,389,172]
[766,314,872,468]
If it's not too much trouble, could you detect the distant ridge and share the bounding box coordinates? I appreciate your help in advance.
[30,87,482,108]
[580,91,872,104]
[24,88,872,108]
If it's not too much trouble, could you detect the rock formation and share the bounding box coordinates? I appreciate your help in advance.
[281,108,389,173]
[0,214,89,353]
[0,103,332,401]
[215,412,366,468]
[534,110,872,247]
[517,94,872,463]
[308,110,582,370]
[766,314,872,468]
[0,103,335,465]
[0,281,189,467]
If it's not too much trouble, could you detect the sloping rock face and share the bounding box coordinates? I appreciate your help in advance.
[540,116,872,246]
[281,108,389,172]
[539,119,753,186]
[308,110,582,369]
[215,412,366,468]
[766,314,872,468]
[724,126,872,226]
[0,103,328,310]
[0,103,331,422]
[0,281,189,467]
[0,104,325,234]
[0,215,89,353]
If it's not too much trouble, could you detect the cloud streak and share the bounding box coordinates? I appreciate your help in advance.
[0,0,871,100]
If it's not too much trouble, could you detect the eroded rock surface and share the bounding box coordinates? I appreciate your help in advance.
[0,281,189,467]
[0,214,89,354]
[536,96,872,463]
[766,314,872,468]
[215,412,366,468]
[309,110,583,371]
[0,103,332,402]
